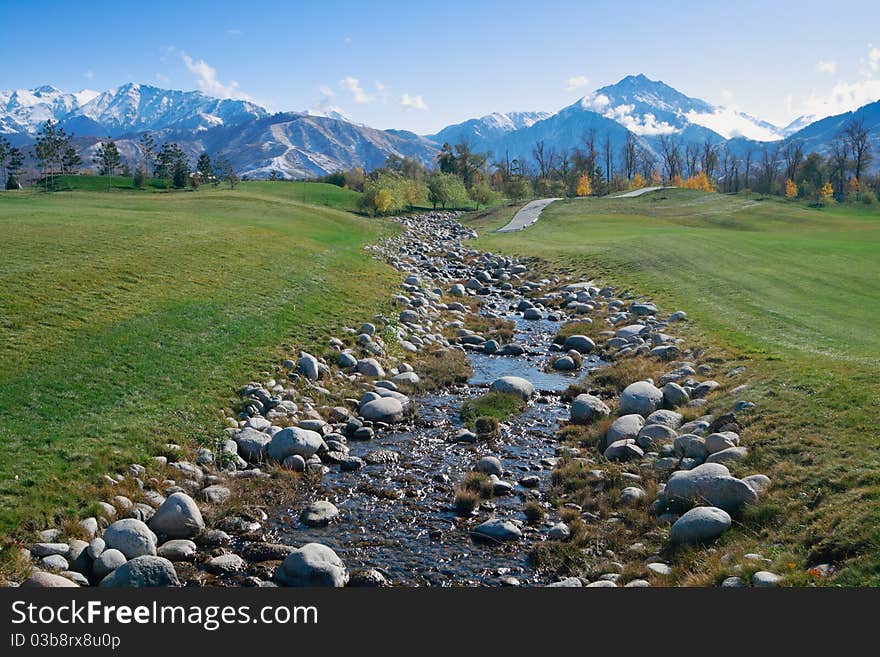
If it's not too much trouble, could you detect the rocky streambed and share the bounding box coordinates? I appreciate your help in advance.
[14,210,791,589]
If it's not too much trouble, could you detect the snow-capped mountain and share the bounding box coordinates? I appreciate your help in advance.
[0,85,98,135]
[427,111,552,150]
[63,83,267,136]
[575,74,783,141]
[0,83,265,137]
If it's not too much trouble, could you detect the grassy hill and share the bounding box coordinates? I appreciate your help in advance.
[467,189,880,584]
[0,182,396,537]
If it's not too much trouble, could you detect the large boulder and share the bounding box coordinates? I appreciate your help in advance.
[645,409,683,429]
[661,382,690,408]
[665,463,758,512]
[99,556,180,587]
[563,335,595,354]
[275,543,348,587]
[149,492,204,540]
[356,358,385,378]
[234,427,272,462]
[360,397,405,423]
[489,376,535,400]
[605,414,645,445]
[570,394,611,424]
[619,381,663,416]
[603,439,644,462]
[93,549,127,580]
[669,506,731,544]
[103,519,157,559]
[267,427,325,462]
[298,352,320,380]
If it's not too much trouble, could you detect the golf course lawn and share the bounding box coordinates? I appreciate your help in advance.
[467,189,880,584]
[0,182,396,538]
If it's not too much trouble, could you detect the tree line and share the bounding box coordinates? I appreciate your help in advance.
[321,117,876,212]
[8,119,240,192]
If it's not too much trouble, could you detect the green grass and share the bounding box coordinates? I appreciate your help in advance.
[0,181,396,535]
[466,189,880,584]
[460,391,526,428]
[41,175,362,211]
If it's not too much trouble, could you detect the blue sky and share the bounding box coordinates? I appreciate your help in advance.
[3,0,880,133]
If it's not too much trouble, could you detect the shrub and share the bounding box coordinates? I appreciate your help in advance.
[523,500,545,524]
[454,489,480,516]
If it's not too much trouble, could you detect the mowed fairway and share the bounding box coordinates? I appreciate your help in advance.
[468,190,880,583]
[0,182,396,534]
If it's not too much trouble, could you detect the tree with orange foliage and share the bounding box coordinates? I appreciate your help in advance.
[651,171,661,185]
[576,173,591,197]
[784,178,798,199]
[632,172,646,189]
[672,174,683,187]
[682,171,714,191]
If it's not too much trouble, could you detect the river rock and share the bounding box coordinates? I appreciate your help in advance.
[665,463,758,512]
[475,456,503,476]
[661,382,690,408]
[706,432,739,454]
[669,506,732,544]
[100,556,180,587]
[490,376,535,400]
[234,427,272,462]
[356,358,385,378]
[563,335,595,354]
[752,571,783,587]
[149,492,204,539]
[645,409,683,429]
[706,446,748,465]
[103,518,157,559]
[570,394,610,424]
[604,439,644,461]
[360,397,405,423]
[472,518,522,542]
[605,414,645,444]
[93,549,127,579]
[275,543,348,587]
[298,353,320,380]
[267,426,325,462]
[157,539,197,561]
[21,572,79,587]
[300,501,339,527]
[619,381,664,416]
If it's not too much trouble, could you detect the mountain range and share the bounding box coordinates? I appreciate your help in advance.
[3,75,879,179]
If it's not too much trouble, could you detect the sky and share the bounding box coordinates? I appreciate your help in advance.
[3,0,880,133]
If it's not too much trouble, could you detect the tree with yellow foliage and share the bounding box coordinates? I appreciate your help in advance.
[576,173,591,197]
[672,174,683,187]
[682,171,714,192]
[784,178,798,199]
[632,172,646,189]
[651,171,661,185]
[819,181,835,204]
[375,188,393,214]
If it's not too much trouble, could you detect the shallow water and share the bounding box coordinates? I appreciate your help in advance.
[266,306,606,585]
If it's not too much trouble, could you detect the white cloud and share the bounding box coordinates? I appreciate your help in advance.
[180,51,250,100]
[579,94,675,135]
[816,59,837,74]
[400,93,428,111]
[685,108,781,141]
[226,29,242,37]
[339,76,372,104]
[565,75,589,91]
[319,85,335,98]
[83,70,94,80]
[798,78,880,118]
[870,47,880,72]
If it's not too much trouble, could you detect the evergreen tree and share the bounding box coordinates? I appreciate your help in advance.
[93,140,120,190]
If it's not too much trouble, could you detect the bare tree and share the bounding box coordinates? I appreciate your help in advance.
[685,142,699,178]
[621,132,638,180]
[843,118,872,184]
[658,135,682,181]
[603,134,614,184]
[782,141,804,183]
[758,144,780,194]
[532,140,548,179]
[700,140,718,180]
[829,135,849,197]
[637,146,656,180]
[743,149,754,189]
